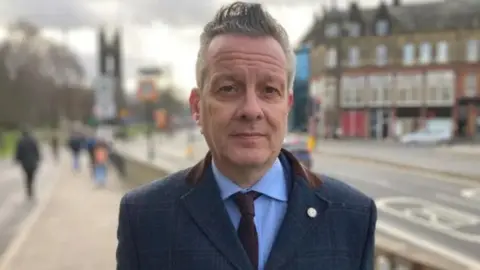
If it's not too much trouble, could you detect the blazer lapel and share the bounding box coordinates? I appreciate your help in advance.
[264,150,329,270]
[180,153,253,270]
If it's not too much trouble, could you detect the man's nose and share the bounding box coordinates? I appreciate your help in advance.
[239,88,263,121]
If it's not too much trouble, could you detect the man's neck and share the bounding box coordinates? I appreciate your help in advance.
[213,158,276,189]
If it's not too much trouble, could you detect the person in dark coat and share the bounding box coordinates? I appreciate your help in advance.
[15,130,41,200]
[68,132,84,171]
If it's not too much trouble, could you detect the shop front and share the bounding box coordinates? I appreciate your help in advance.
[341,109,367,138]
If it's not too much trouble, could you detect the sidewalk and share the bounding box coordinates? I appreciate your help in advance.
[437,144,480,156]
[0,155,125,270]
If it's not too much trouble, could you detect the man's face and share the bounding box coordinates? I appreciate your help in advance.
[190,34,292,168]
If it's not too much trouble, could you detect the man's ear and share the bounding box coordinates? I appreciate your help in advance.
[288,91,293,110]
[189,88,201,124]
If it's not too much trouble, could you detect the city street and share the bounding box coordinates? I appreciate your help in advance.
[0,152,58,258]
[313,153,480,266]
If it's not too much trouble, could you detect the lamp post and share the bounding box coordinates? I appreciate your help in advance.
[332,16,349,139]
[137,79,158,161]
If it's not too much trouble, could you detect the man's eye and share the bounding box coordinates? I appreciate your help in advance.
[265,86,280,94]
[219,85,236,93]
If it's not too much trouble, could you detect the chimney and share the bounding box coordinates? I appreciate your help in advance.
[393,0,400,6]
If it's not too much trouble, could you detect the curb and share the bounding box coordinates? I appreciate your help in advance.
[316,150,480,182]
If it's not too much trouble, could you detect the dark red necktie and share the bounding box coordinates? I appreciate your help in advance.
[233,191,261,269]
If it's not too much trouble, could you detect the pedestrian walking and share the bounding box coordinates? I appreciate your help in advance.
[92,139,109,187]
[68,132,84,172]
[14,129,41,200]
[85,135,97,176]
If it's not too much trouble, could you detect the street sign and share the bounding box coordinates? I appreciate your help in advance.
[137,79,158,101]
[93,75,116,120]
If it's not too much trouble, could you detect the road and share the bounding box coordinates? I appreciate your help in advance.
[0,151,58,257]
[316,140,480,179]
[312,153,480,266]
[117,133,480,267]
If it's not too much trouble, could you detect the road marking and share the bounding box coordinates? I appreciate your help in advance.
[462,188,480,202]
[376,220,480,270]
[436,193,480,211]
[377,196,480,243]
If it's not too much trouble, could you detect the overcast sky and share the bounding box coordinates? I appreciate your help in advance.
[0,0,431,98]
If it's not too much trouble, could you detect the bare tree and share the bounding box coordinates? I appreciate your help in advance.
[0,20,91,128]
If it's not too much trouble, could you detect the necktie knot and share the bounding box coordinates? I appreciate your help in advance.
[233,191,260,216]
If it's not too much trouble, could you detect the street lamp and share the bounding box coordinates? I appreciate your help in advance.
[333,18,349,139]
[137,79,158,160]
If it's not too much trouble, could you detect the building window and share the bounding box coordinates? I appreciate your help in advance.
[375,20,389,36]
[426,71,454,104]
[403,43,415,65]
[341,77,352,107]
[376,45,388,66]
[411,74,423,103]
[325,48,337,68]
[426,72,438,102]
[436,41,448,63]
[325,23,339,38]
[325,77,337,106]
[465,73,477,97]
[369,76,383,105]
[349,22,361,37]
[440,72,455,103]
[466,40,478,62]
[419,43,432,64]
[348,46,360,67]
[382,75,392,104]
[396,74,410,103]
[355,76,365,105]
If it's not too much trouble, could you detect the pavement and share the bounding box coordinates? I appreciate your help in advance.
[0,152,124,270]
[0,148,59,259]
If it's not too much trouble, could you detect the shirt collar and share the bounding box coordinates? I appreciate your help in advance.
[212,158,288,202]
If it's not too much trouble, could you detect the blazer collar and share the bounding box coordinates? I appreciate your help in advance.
[180,149,325,270]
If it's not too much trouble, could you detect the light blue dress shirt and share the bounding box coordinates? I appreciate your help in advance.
[212,158,289,270]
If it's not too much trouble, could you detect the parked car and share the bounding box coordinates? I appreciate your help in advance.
[400,119,453,145]
[283,135,312,169]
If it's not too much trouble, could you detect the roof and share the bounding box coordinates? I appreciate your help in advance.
[301,0,480,46]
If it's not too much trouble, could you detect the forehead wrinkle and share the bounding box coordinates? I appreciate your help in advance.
[213,50,285,65]
[211,52,286,74]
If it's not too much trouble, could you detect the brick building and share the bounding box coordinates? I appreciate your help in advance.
[303,0,480,140]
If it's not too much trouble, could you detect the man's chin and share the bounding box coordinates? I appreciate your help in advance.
[226,149,270,167]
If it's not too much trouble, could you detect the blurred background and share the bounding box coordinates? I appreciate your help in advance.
[0,0,479,270]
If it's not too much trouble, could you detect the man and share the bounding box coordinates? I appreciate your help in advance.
[67,131,84,172]
[15,129,41,200]
[85,134,98,176]
[116,2,376,270]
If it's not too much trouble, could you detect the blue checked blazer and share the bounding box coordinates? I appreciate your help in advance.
[116,149,377,270]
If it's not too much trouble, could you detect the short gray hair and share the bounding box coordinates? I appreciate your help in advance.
[195,1,296,91]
